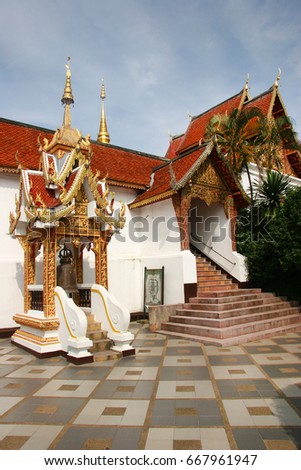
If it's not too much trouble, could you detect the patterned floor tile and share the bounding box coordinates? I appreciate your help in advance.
[135,347,164,356]
[165,346,203,356]
[207,355,254,366]
[272,377,301,397]
[159,366,209,380]
[106,366,158,381]
[91,380,155,399]
[74,399,149,426]
[54,426,142,450]
[163,355,206,366]
[0,325,301,450]
[1,396,85,424]
[54,366,110,380]
[243,345,286,354]
[0,365,22,377]
[6,365,65,379]
[205,346,245,355]
[150,399,223,426]
[33,379,98,397]
[251,353,301,364]
[260,363,301,378]
[0,378,46,396]
[145,427,230,450]
[223,398,301,426]
[0,396,24,416]
[0,346,17,356]
[117,356,161,367]
[0,423,63,449]
[216,379,281,399]
[156,380,215,399]
[211,365,266,380]
[233,427,301,450]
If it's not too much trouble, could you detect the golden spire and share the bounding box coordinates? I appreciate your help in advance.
[274,67,282,88]
[61,57,74,105]
[97,79,110,144]
[61,57,74,129]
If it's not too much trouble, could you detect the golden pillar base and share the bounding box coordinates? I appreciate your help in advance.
[12,312,61,356]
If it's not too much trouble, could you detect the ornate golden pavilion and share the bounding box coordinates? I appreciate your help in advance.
[9,59,126,359]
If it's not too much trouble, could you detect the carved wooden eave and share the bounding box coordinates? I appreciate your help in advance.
[9,178,23,235]
[170,141,250,211]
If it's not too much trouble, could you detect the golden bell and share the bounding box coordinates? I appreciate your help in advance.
[57,244,78,296]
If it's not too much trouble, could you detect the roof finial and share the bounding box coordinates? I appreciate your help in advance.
[245,73,250,91]
[61,57,74,105]
[61,57,74,129]
[97,79,110,144]
[274,67,281,88]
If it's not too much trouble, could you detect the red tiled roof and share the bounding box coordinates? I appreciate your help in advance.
[243,88,273,116]
[0,119,53,171]
[130,148,203,207]
[90,143,164,188]
[165,135,184,159]
[177,91,244,152]
[172,148,203,182]
[0,118,165,188]
[27,173,61,208]
[129,163,173,207]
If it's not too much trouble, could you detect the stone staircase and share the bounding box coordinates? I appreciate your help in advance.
[159,255,301,346]
[85,311,122,362]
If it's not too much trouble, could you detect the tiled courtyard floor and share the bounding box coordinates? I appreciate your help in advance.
[0,322,301,450]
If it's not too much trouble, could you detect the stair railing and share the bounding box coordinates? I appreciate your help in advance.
[91,284,134,355]
[190,233,236,267]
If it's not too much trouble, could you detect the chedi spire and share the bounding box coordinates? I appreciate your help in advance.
[97,80,110,144]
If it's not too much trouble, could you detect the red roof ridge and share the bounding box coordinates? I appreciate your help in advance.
[189,88,247,123]
[0,117,55,134]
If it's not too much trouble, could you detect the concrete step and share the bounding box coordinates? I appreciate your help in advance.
[197,273,226,280]
[185,294,279,311]
[177,301,295,319]
[89,337,113,353]
[156,323,301,346]
[87,329,108,341]
[161,312,301,340]
[191,288,262,300]
[93,350,122,362]
[171,306,300,327]
[197,284,238,293]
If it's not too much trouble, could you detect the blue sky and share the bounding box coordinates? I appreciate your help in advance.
[0,0,301,156]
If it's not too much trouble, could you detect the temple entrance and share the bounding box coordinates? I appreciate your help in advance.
[189,198,236,274]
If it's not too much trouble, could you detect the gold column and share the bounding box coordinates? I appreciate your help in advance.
[43,228,57,317]
[91,231,112,289]
[172,192,191,251]
[18,236,36,312]
[75,245,84,284]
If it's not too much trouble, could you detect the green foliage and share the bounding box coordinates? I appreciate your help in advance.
[237,186,301,301]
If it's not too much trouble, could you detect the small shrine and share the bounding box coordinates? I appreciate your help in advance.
[9,59,134,363]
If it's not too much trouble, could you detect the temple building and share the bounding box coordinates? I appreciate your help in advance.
[1,61,301,361]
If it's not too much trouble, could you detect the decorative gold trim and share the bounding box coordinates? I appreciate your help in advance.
[12,329,60,345]
[129,189,177,209]
[60,164,87,204]
[54,291,77,339]
[13,314,59,330]
[91,288,120,333]
[9,185,22,234]
[0,166,19,174]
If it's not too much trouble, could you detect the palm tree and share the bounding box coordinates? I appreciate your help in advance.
[253,170,290,218]
[204,107,300,201]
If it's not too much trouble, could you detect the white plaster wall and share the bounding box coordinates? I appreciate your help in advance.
[190,199,247,281]
[107,197,196,311]
[241,163,301,196]
[0,174,24,327]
